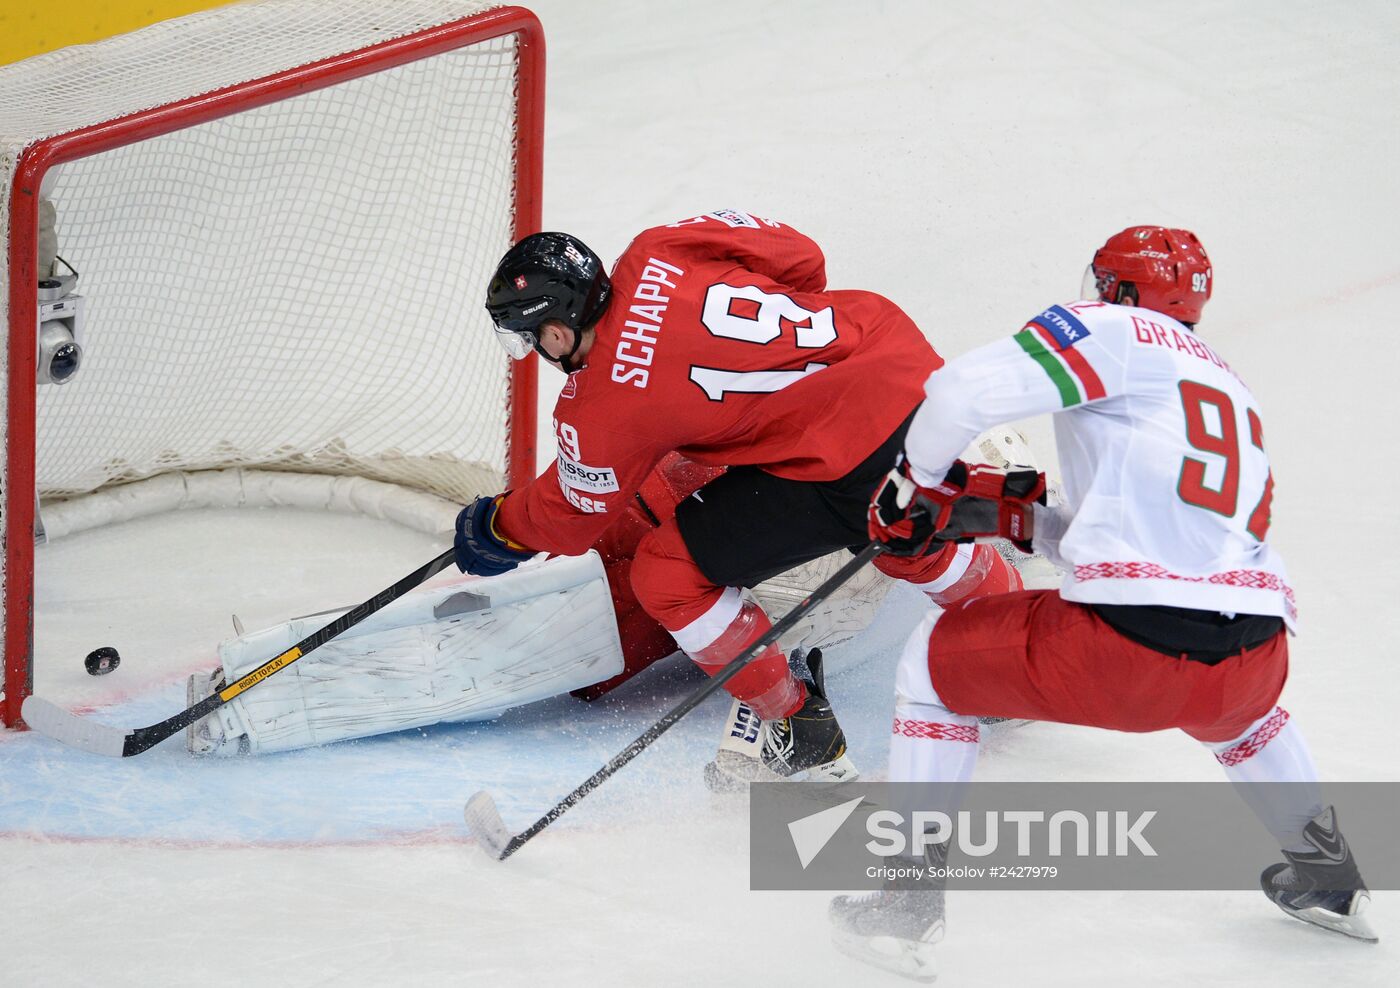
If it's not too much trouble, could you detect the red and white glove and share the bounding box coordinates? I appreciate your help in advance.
[867,455,944,556]
[933,460,1046,550]
[868,458,1046,556]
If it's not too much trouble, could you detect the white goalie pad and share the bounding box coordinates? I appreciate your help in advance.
[194,552,624,755]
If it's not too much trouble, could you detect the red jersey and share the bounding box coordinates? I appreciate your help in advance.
[496,210,941,556]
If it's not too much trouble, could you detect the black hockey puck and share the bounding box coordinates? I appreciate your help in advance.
[85,646,120,676]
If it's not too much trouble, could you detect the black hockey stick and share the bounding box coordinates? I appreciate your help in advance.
[464,541,885,861]
[22,548,458,757]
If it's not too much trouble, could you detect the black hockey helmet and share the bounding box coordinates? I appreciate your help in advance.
[485,232,611,359]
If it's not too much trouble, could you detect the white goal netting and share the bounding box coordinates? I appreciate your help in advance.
[0,0,540,723]
[1,0,529,504]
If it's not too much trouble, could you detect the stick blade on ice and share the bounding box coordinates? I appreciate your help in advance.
[464,791,513,861]
[21,696,129,757]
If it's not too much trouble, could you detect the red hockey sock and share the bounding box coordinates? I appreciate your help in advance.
[687,596,806,720]
[630,522,805,719]
[876,542,1023,606]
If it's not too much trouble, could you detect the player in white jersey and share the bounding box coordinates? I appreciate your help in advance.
[829,226,1375,981]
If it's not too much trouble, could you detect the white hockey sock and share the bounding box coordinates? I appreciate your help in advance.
[889,696,978,859]
[1203,706,1324,851]
[890,609,980,784]
[890,699,981,784]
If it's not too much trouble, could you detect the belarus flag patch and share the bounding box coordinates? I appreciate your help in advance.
[1015,305,1106,407]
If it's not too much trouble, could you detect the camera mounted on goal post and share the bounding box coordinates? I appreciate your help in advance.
[33,196,87,545]
[36,194,84,387]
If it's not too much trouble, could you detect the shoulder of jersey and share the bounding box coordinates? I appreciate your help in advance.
[1023,300,1111,347]
[1033,299,1184,345]
[626,209,768,256]
[609,224,686,281]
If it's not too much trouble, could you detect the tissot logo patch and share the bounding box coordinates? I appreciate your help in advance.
[556,453,619,494]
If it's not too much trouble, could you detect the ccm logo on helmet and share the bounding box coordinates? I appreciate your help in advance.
[556,453,620,494]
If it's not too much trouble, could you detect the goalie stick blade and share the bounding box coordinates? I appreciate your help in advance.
[21,696,129,757]
[464,791,515,861]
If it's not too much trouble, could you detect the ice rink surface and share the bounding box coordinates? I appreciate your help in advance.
[4,1,1399,984]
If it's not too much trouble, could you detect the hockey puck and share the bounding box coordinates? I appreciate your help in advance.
[85,646,120,676]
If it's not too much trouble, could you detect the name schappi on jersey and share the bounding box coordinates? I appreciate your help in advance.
[1015,304,1106,408]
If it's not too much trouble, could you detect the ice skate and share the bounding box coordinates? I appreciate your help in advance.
[829,883,944,981]
[185,668,225,755]
[1260,807,1377,942]
[975,714,1035,729]
[185,668,249,756]
[757,649,859,782]
[703,697,787,792]
[703,747,788,791]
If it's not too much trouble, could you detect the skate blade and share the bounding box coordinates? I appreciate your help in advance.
[976,717,1035,729]
[1280,898,1379,943]
[185,673,205,755]
[831,926,940,982]
[185,670,231,756]
[807,752,860,784]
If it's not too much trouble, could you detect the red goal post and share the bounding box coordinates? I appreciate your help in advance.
[1,2,544,727]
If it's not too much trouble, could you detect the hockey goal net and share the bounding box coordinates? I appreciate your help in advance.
[0,1,543,726]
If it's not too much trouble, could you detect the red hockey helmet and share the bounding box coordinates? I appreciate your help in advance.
[1082,226,1212,325]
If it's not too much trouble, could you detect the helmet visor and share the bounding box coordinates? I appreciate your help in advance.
[493,325,537,361]
[1081,263,1114,302]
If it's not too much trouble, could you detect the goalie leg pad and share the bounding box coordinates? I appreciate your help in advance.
[750,549,895,675]
[196,552,625,755]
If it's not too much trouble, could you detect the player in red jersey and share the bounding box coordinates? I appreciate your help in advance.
[456,210,1023,782]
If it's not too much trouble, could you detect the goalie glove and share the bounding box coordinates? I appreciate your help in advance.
[454,494,536,576]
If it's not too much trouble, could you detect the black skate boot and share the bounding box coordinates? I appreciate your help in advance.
[758,649,859,783]
[829,844,947,981]
[1261,806,1377,942]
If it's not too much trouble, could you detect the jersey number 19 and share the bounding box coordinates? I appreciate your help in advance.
[688,284,834,401]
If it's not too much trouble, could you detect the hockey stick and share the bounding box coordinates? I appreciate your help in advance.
[21,548,458,757]
[464,541,885,861]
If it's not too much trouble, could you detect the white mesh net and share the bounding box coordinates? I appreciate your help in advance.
[1,0,526,504]
[0,0,537,722]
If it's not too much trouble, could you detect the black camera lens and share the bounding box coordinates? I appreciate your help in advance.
[49,342,81,383]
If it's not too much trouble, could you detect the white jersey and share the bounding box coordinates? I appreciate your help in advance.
[904,300,1296,630]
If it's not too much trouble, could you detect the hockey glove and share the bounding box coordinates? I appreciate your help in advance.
[454,494,536,576]
[867,455,941,556]
[932,461,1047,551]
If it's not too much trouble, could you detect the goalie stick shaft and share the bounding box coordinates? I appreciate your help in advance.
[23,548,458,756]
[471,542,885,861]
